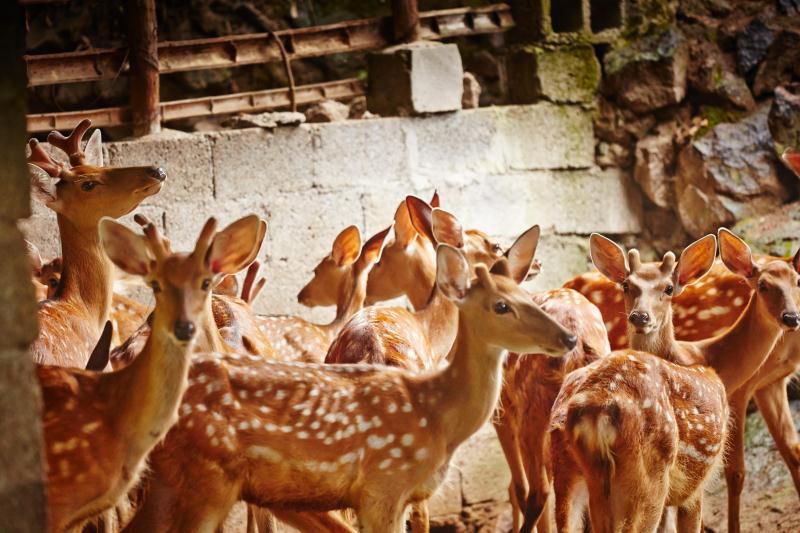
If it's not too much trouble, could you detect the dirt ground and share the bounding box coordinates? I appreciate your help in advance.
[702,400,800,532]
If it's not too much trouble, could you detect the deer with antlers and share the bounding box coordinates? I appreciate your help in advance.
[255,224,391,363]
[549,229,800,532]
[121,231,576,533]
[38,213,264,531]
[27,120,166,367]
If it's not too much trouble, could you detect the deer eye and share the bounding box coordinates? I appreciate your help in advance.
[493,301,510,314]
[80,181,98,192]
[201,279,212,291]
[664,285,674,296]
[48,278,59,289]
[621,281,630,293]
[150,280,161,293]
[492,243,503,255]
[758,280,767,292]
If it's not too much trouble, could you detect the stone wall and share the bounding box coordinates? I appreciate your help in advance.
[22,102,642,524]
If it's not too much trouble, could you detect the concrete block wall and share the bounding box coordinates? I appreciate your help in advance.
[21,103,643,521]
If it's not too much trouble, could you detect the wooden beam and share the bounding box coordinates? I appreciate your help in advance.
[125,0,160,136]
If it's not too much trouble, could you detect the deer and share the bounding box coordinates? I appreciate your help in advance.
[256,224,391,363]
[26,119,166,367]
[495,287,611,533]
[549,228,800,532]
[120,232,577,533]
[38,213,264,532]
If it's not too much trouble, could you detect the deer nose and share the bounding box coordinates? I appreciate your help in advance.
[782,312,799,329]
[628,311,650,327]
[562,333,578,351]
[174,320,196,341]
[148,167,167,181]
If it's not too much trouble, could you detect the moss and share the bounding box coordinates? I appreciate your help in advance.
[695,105,745,138]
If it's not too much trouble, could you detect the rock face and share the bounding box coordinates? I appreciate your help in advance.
[305,100,350,123]
[604,28,689,113]
[634,121,678,208]
[686,34,755,110]
[507,44,600,104]
[736,17,776,75]
[753,29,800,97]
[769,83,800,151]
[676,106,789,236]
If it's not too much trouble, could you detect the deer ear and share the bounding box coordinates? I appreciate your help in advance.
[590,233,628,284]
[406,195,435,244]
[83,129,103,166]
[331,225,362,267]
[358,226,391,267]
[26,241,43,274]
[718,228,757,279]
[436,244,470,302]
[214,275,239,297]
[85,321,112,372]
[29,164,60,207]
[782,148,800,178]
[431,209,465,248]
[392,201,417,247]
[674,234,717,293]
[99,218,153,276]
[208,215,263,275]
[429,190,440,208]
[498,224,540,284]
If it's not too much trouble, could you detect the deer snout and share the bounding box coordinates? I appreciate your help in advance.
[782,312,800,329]
[174,320,196,341]
[628,310,650,328]
[297,286,311,305]
[562,333,578,351]
[148,167,167,181]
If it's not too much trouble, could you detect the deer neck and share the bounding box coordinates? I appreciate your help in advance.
[415,286,459,363]
[196,298,228,353]
[628,309,684,365]
[427,315,506,452]
[107,309,194,464]
[56,214,113,330]
[329,266,365,331]
[700,292,782,396]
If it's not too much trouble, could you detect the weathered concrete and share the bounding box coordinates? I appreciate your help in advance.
[508,44,601,104]
[22,104,644,522]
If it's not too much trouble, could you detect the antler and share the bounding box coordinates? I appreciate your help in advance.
[47,119,92,167]
[27,139,68,178]
[133,214,171,261]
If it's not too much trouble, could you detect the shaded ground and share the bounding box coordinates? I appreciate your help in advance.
[703,400,800,532]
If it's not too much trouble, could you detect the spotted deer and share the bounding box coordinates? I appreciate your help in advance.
[27,119,166,367]
[495,288,611,533]
[255,224,391,362]
[550,229,800,532]
[37,213,264,531]
[121,238,576,533]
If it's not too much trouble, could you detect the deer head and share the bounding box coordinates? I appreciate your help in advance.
[297,225,362,308]
[28,120,166,229]
[437,226,576,357]
[718,228,800,332]
[590,233,717,336]
[100,214,265,343]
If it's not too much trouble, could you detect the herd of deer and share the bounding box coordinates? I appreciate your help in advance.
[20,118,800,533]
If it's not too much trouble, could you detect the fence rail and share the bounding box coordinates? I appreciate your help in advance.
[25,3,513,133]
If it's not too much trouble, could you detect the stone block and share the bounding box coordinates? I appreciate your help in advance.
[497,104,594,170]
[427,463,463,517]
[452,422,510,505]
[105,133,214,207]
[211,127,313,200]
[367,42,463,116]
[525,233,593,292]
[508,45,600,104]
[310,118,412,190]
[19,200,60,259]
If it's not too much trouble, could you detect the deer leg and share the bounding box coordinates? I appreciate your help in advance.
[552,439,585,533]
[357,499,405,533]
[676,494,703,533]
[408,500,430,533]
[725,391,750,533]
[754,377,800,499]
[494,403,528,531]
[520,458,551,533]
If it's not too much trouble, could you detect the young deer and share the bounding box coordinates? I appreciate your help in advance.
[38,214,262,531]
[27,119,166,367]
[550,229,800,532]
[256,224,390,362]
[325,195,510,370]
[495,288,611,533]
[122,239,576,533]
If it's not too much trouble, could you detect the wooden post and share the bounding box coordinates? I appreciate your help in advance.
[391,0,420,43]
[126,0,160,136]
